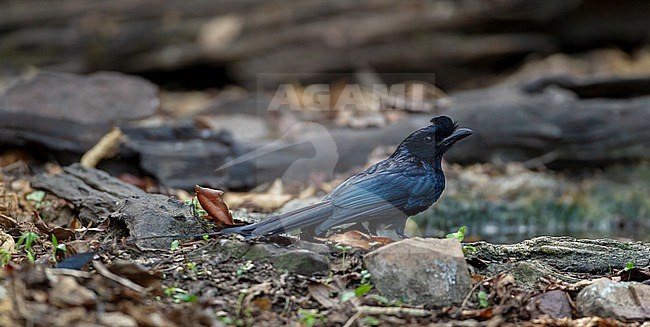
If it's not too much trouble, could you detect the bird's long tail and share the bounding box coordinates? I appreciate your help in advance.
[220,201,333,238]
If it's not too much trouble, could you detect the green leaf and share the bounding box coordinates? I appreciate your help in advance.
[367,294,391,305]
[446,226,467,242]
[174,294,198,302]
[478,291,489,308]
[355,283,373,297]
[625,261,635,271]
[462,245,477,255]
[364,316,381,326]
[170,240,181,251]
[164,287,186,296]
[26,251,35,264]
[26,190,46,202]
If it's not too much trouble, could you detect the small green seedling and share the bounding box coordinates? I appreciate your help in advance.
[334,243,353,270]
[0,249,11,267]
[297,309,326,327]
[26,190,51,209]
[355,283,373,297]
[364,316,381,326]
[360,270,371,284]
[478,291,489,308]
[446,226,467,241]
[446,226,476,254]
[236,261,254,276]
[16,232,40,264]
[164,286,198,303]
[170,240,181,251]
[367,293,402,307]
[186,262,198,271]
[186,197,208,217]
[624,261,635,271]
[51,234,67,262]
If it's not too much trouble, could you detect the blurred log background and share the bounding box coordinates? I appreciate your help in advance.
[2,0,650,89]
[1,0,650,189]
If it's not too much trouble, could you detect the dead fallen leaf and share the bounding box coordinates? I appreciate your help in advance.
[252,297,272,311]
[51,226,75,241]
[0,214,18,229]
[0,231,15,252]
[307,282,340,309]
[307,274,354,309]
[462,307,493,320]
[69,217,82,230]
[493,273,516,305]
[195,185,234,225]
[320,230,394,251]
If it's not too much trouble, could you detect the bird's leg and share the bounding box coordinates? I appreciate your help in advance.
[395,224,408,239]
[366,221,379,236]
[299,225,318,242]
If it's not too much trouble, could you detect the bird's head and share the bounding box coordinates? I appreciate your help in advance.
[394,116,472,164]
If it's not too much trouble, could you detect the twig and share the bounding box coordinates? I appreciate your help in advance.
[342,311,361,327]
[46,267,92,279]
[355,305,430,317]
[80,127,124,168]
[92,260,147,294]
[461,276,495,309]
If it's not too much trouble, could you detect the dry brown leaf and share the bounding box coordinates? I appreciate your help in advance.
[323,230,394,251]
[307,283,340,309]
[0,214,18,229]
[0,231,15,252]
[51,227,75,241]
[194,185,234,225]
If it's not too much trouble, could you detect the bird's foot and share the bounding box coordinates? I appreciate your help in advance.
[395,227,408,239]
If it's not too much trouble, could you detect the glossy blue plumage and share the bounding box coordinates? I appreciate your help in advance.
[220,116,471,239]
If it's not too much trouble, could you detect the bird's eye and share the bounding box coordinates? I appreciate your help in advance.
[425,136,434,143]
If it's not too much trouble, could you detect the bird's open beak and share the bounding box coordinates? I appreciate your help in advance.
[440,128,473,147]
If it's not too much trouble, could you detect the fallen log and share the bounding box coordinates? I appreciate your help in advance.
[2,0,649,88]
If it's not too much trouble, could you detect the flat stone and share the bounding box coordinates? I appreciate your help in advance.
[577,278,650,321]
[270,249,329,275]
[212,239,329,275]
[526,290,572,319]
[108,194,205,250]
[363,237,471,306]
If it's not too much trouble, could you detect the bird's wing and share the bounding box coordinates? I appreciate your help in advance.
[315,161,441,234]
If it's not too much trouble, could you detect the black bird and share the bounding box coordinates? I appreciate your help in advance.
[220,116,472,239]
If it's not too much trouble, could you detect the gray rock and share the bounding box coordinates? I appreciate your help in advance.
[31,163,146,222]
[364,237,471,306]
[270,250,329,276]
[211,239,329,275]
[108,194,206,250]
[577,278,650,322]
[526,290,573,319]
